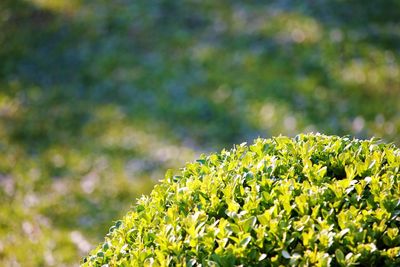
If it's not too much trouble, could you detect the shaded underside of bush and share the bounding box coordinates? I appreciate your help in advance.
[83,134,400,266]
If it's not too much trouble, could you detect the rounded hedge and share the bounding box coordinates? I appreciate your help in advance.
[83,134,400,266]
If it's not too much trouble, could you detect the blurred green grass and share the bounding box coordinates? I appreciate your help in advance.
[0,0,399,265]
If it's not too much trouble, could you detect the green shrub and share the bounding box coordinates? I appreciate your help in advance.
[82,134,400,266]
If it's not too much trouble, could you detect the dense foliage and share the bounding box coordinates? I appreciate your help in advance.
[1,1,400,265]
[84,134,400,266]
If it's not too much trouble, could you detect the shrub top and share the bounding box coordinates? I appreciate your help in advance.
[83,134,400,266]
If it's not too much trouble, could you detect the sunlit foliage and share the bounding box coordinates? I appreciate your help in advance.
[83,134,400,266]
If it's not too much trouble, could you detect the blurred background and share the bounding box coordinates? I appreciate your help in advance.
[0,0,399,265]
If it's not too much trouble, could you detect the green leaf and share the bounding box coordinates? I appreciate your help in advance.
[239,236,252,247]
[335,249,345,265]
[241,216,256,232]
[282,250,291,259]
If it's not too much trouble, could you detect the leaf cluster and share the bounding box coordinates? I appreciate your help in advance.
[83,134,400,266]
